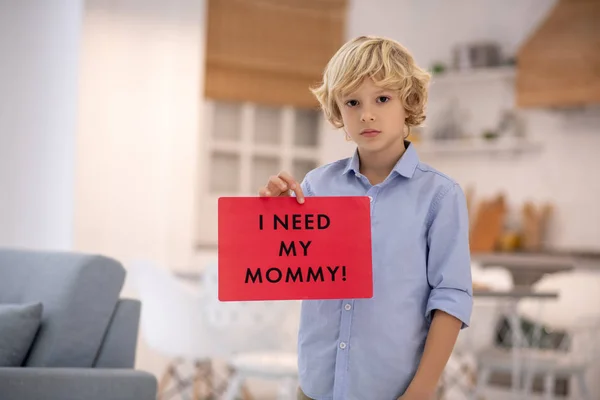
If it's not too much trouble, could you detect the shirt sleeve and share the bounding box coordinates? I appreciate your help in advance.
[425,183,473,329]
[291,173,315,197]
[301,176,314,197]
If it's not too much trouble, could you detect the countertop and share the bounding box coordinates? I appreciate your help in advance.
[471,250,600,270]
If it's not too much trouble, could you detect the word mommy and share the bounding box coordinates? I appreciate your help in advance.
[245,265,347,284]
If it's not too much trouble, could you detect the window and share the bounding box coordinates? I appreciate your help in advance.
[196,100,322,247]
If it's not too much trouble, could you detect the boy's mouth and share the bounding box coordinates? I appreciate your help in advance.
[360,129,381,137]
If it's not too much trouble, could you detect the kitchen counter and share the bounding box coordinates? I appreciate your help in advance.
[471,250,600,287]
[472,252,575,268]
[472,250,600,266]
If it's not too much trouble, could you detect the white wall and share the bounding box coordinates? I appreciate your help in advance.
[345,0,600,252]
[75,0,205,269]
[0,1,82,250]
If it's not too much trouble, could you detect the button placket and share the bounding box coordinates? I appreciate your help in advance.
[367,187,379,216]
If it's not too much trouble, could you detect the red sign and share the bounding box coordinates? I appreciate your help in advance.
[217,196,373,301]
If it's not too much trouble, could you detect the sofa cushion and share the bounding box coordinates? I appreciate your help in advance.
[0,302,43,366]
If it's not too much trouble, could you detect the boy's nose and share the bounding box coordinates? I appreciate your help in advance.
[360,112,375,122]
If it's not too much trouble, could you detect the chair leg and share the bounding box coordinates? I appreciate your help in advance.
[575,371,591,400]
[241,383,254,400]
[223,371,245,400]
[193,360,211,400]
[157,362,175,400]
[522,371,535,398]
[471,367,491,400]
[206,361,215,399]
[192,362,201,400]
[543,373,555,400]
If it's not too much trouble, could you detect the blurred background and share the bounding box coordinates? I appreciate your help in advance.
[1,0,599,399]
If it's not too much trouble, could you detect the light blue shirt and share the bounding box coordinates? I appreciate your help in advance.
[297,142,473,400]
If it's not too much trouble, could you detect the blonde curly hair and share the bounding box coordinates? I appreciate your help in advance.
[310,36,431,134]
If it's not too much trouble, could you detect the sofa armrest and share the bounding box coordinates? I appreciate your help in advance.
[0,368,157,400]
[94,298,141,368]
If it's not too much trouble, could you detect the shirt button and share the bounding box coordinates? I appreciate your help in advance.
[339,342,347,349]
[344,303,352,311]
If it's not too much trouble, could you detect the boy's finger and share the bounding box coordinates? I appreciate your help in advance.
[267,176,287,196]
[277,171,298,191]
[293,185,305,204]
[277,171,305,203]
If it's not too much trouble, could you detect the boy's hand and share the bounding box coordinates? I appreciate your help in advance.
[258,171,305,204]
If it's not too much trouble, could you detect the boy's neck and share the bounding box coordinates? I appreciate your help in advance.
[358,137,407,185]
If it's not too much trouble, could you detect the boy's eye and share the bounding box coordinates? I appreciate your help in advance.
[377,96,390,103]
[345,100,359,107]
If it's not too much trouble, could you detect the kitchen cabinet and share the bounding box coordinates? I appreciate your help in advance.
[204,0,347,108]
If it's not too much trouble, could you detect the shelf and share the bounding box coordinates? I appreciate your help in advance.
[430,66,515,86]
[414,137,541,156]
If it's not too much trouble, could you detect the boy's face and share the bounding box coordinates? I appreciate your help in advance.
[337,78,406,153]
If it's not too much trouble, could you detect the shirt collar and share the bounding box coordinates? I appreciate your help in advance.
[343,140,419,179]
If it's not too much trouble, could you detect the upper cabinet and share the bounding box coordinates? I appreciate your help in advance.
[204,0,348,108]
[516,0,600,108]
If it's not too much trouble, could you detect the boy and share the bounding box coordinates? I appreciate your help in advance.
[258,36,473,400]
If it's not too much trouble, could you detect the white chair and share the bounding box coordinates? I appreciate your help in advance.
[128,259,215,400]
[517,270,600,400]
[442,263,514,400]
[200,262,301,400]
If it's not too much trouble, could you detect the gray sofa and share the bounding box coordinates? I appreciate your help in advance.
[0,248,157,400]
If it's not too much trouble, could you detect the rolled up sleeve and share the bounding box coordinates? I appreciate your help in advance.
[425,183,473,328]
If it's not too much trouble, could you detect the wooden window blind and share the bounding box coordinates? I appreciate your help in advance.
[204,0,348,108]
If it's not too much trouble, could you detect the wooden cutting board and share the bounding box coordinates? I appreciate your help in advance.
[469,194,507,253]
[521,201,553,251]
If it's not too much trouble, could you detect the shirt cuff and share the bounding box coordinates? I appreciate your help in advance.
[425,287,473,329]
